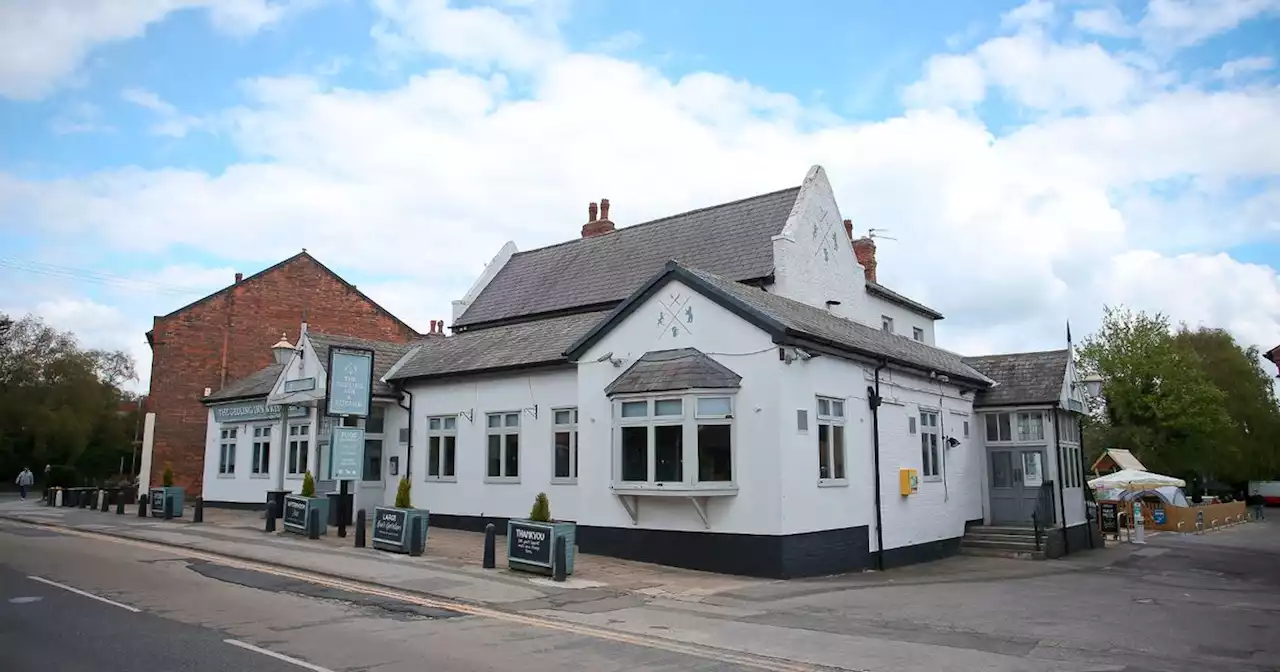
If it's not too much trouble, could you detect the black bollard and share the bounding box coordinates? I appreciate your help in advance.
[100,491,109,512]
[265,500,277,533]
[138,496,147,517]
[308,510,320,540]
[116,490,125,515]
[354,509,366,548]
[483,523,496,569]
[163,495,174,520]
[193,497,203,523]
[553,535,567,582]
[409,519,423,557]
[78,490,86,508]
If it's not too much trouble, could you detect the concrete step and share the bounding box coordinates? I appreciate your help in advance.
[961,537,1041,550]
[960,545,1046,560]
[967,525,1038,535]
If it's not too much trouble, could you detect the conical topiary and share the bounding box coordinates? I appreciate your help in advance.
[395,477,412,508]
[162,464,174,487]
[529,492,551,522]
[301,471,315,497]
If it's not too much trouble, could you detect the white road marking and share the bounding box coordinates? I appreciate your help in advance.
[223,639,335,672]
[8,596,43,604]
[27,575,141,613]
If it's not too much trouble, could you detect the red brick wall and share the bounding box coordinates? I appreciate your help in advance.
[147,254,419,496]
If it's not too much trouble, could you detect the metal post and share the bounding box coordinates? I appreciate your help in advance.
[308,509,320,540]
[138,496,147,517]
[193,497,204,523]
[337,480,348,538]
[553,535,567,582]
[100,491,109,512]
[355,509,366,548]
[409,518,423,557]
[116,490,125,515]
[55,489,62,507]
[483,523,496,569]
[164,495,174,520]
[265,501,277,533]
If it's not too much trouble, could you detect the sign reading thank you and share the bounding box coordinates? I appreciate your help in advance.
[508,521,553,568]
[326,348,374,418]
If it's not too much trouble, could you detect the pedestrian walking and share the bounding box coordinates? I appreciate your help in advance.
[15,467,34,501]
[1249,492,1266,521]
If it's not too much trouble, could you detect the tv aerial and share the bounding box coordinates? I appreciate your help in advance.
[868,228,897,241]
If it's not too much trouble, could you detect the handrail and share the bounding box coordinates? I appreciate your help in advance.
[1030,480,1056,552]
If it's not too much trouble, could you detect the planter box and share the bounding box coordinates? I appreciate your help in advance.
[149,487,185,518]
[507,520,576,576]
[283,495,329,536]
[371,506,429,554]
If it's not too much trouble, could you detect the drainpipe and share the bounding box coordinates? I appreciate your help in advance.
[397,386,414,478]
[867,360,888,571]
[1052,410,1069,555]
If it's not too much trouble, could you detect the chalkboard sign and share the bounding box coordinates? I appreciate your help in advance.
[373,507,407,546]
[1099,502,1119,535]
[508,521,553,568]
[150,488,165,516]
[283,495,309,533]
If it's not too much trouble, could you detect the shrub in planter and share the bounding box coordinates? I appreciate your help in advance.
[150,462,185,518]
[284,471,328,536]
[372,478,429,554]
[508,492,576,576]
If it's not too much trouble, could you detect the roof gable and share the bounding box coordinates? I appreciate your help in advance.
[964,349,1070,407]
[567,261,992,387]
[453,187,801,329]
[605,348,743,395]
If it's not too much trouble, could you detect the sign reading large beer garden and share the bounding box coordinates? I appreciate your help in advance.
[372,508,407,547]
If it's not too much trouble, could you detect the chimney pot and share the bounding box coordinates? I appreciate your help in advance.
[599,198,610,221]
[429,319,437,333]
[234,272,243,283]
[582,198,616,238]
[588,202,598,222]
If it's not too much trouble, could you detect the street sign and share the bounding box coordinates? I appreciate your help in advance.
[325,348,374,418]
[330,426,365,480]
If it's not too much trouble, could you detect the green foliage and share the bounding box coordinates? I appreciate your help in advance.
[529,492,551,522]
[395,477,412,508]
[1079,306,1278,484]
[0,313,138,483]
[162,464,174,487]
[301,471,315,497]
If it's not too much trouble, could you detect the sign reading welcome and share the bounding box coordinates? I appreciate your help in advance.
[326,348,374,418]
[212,402,307,424]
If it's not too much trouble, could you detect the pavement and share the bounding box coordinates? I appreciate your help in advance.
[3,496,1279,671]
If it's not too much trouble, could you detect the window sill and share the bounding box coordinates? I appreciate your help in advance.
[217,473,236,479]
[286,475,303,480]
[817,479,849,488]
[922,476,943,483]
[610,483,738,497]
[250,474,270,479]
[550,478,578,485]
[424,476,457,483]
[484,477,521,485]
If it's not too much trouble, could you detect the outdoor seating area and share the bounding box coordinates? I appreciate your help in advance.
[1091,467,1250,538]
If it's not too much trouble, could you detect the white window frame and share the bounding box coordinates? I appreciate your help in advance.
[816,396,848,486]
[919,410,941,480]
[985,412,1013,443]
[881,315,894,333]
[218,427,237,477]
[612,393,737,492]
[425,415,458,482]
[1016,411,1045,442]
[551,407,579,484]
[485,412,521,483]
[286,422,310,478]
[250,425,272,478]
[912,326,924,341]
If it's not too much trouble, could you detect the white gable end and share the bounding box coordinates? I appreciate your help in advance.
[770,165,866,321]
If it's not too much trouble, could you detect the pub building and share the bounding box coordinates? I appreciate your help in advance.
[200,166,1096,578]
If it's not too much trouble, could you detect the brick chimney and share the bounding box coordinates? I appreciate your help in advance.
[845,219,877,284]
[234,272,243,283]
[582,198,616,238]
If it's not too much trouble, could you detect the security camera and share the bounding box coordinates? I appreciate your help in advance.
[595,351,614,363]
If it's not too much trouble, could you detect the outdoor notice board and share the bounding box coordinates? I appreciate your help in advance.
[325,347,373,418]
[283,495,308,533]
[1099,502,1119,535]
[149,488,165,515]
[329,426,365,480]
[373,508,407,547]
[508,521,554,568]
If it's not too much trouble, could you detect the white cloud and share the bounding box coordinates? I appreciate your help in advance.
[3,0,1279,390]
[122,88,204,137]
[1139,0,1280,50]
[1002,0,1056,30]
[370,0,566,71]
[1074,6,1135,37]
[0,0,315,101]
[1216,56,1275,80]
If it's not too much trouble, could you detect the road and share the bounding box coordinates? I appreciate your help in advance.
[0,518,767,672]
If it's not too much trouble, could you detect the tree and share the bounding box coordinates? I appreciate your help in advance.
[1077,307,1232,480]
[1174,326,1280,482]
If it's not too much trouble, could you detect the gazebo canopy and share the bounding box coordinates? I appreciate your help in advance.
[1089,468,1185,490]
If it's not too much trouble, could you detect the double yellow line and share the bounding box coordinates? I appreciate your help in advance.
[7,518,828,672]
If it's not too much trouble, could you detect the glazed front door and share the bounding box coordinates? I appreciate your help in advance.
[989,449,1045,524]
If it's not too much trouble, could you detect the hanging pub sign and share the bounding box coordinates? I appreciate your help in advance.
[325,347,374,419]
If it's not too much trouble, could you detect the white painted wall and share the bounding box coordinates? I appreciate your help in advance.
[770,166,866,323]
[452,241,518,323]
[866,294,936,346]
[201,409,287,504]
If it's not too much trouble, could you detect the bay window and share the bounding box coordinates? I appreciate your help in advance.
[614,395,735,489]
[426,415,457,481]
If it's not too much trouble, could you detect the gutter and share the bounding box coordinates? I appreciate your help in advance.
[396,385,414,478]
[867,360,888,571]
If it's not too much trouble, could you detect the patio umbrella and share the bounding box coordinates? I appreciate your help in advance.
[1089,468,1186,490]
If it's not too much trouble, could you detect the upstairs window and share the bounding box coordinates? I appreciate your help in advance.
[913,327,925,342]
[881,316,894,333]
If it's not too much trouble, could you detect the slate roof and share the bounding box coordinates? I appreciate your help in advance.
[205,364,285,402]
[568,262,994,387]
[387,310,610,382]
[454,187,802,328]
[867,282,944,320]
[306,332,423,397]
[963,349,1069,407]
[604,348,743,395]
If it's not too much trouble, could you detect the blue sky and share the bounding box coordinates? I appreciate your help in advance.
[1,0,1278,390]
